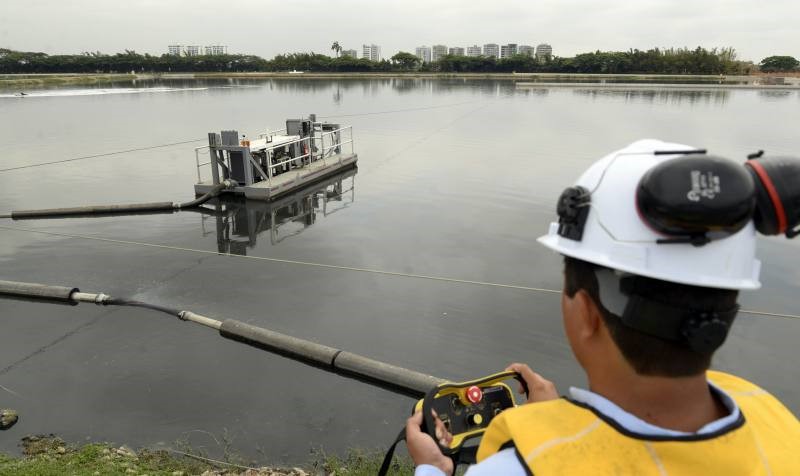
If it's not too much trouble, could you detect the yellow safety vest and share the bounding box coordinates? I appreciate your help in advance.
[477,371,800,475]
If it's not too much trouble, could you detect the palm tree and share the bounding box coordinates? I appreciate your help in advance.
[331,41,342,58]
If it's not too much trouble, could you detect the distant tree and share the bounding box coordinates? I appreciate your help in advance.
[330,41,342,58]
[759,56,799,72]
[390,51,420,70]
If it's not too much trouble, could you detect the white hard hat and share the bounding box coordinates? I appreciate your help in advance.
[537,139,762,290]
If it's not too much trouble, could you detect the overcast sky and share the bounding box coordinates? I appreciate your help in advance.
[1,0,797,62]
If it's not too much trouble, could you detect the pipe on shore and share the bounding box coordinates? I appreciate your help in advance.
[0,280,446,398]
[4,180,235,220]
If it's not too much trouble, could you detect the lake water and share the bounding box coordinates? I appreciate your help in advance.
[0,78,798,463]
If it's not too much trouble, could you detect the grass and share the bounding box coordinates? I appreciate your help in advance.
[312,447,415,475]
[0,435,416,476]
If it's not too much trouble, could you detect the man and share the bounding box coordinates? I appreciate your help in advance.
[406,140,800,475]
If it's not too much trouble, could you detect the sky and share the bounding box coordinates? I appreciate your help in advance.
[1,0,798,63]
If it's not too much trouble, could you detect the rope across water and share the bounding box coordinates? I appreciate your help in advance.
[0,224,796,321]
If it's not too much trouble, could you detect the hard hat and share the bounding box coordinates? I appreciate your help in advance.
[537,139,762,290]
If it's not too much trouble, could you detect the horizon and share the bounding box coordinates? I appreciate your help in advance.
[0,44,790,65]
[1,0,797,64]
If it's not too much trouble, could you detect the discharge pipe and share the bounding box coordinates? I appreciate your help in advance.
[0,180,236,220]
[0,280,445,398]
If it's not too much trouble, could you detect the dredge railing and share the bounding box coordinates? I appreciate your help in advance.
[195,125,354,186]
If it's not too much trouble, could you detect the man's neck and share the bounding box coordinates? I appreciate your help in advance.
[589,370,728,433]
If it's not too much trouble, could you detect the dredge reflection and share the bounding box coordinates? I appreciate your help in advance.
[199,168,356,254]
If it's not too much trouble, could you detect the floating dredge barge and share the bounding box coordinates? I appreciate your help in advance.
[194,114,357,201]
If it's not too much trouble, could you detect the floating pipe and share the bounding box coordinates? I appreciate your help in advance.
[5,180,236,220]
[0,280,78,303]
[0,280,446,398]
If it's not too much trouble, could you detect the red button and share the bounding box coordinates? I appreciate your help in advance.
[466,386,483,403]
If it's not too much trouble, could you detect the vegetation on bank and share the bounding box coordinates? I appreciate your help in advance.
[1,47,798,75]
[0,435,414,476]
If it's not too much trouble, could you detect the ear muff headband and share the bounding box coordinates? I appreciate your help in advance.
[745,159,787,234]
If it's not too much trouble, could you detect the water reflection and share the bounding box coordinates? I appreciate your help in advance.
[572,88,731,105]
[758,90,795,100]
[200,168,356,255]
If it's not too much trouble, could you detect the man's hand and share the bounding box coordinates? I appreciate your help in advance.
[506,363,559,403]
[405,409,454,475]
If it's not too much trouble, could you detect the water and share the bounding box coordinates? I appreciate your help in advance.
[0,79,798,462]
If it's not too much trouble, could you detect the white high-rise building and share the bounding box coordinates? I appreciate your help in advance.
[535,44,553,61]
[431,45,448,62]
[168,45,182,56]
[342,49,358,59]
[362,44,381,61]
[500,43,518,58]
[415,46,432,63]
[483,44,499,59]
[185,45,200,56]
[204,45,227,55]
[448,47,465,56]
[518,45,534,57]
[466,45,482,57]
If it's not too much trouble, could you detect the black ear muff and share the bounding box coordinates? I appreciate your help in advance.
[637,156,756,245]
[557,186,590,241]
[745,156,800,238]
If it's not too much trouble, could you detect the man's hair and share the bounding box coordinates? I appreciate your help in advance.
[563,256,739,377]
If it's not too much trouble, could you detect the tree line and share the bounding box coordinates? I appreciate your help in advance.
[1,47,797,75]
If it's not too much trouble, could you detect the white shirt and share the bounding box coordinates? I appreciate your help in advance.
[414,382,739,476]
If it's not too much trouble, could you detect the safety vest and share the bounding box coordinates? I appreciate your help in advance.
[476,371,800,475]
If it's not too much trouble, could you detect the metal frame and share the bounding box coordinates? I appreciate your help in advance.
[196,125,354,186]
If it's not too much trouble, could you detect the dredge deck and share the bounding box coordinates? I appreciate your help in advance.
[194,114,357,202]
[195,152,357,201]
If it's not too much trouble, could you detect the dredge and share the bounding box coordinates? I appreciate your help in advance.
[194,114,357,201]
[1,114,357,220]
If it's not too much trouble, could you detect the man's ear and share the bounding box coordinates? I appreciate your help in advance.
[574,289,602,340]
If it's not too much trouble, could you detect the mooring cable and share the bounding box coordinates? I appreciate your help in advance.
[0,138,206,173]
[0,101,483,174]
[0,225,797,321]
[0,224,554,293]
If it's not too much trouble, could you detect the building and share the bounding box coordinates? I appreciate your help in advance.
[466,45,482,57]
[535,43,553,61]
[168,45,182,56]
[448,47,465,56]
[415,46,432,63]
[518,45,534,57]
[500,43,518,59]
[342,49,358,59]
[431,44,448,62]
[362,44,381,61]
[204,45,227,55]
[483,44,499,59]
[185,45,200,56]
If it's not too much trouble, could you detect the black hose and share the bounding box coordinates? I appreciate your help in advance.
[175,182,231,209]
[105,298,182,317]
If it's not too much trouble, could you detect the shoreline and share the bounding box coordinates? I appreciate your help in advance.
[0,434,406,475]
[2,71,799,89]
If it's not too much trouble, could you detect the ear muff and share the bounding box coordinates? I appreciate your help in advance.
[636,156,756,244]
[745,156,800,238]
